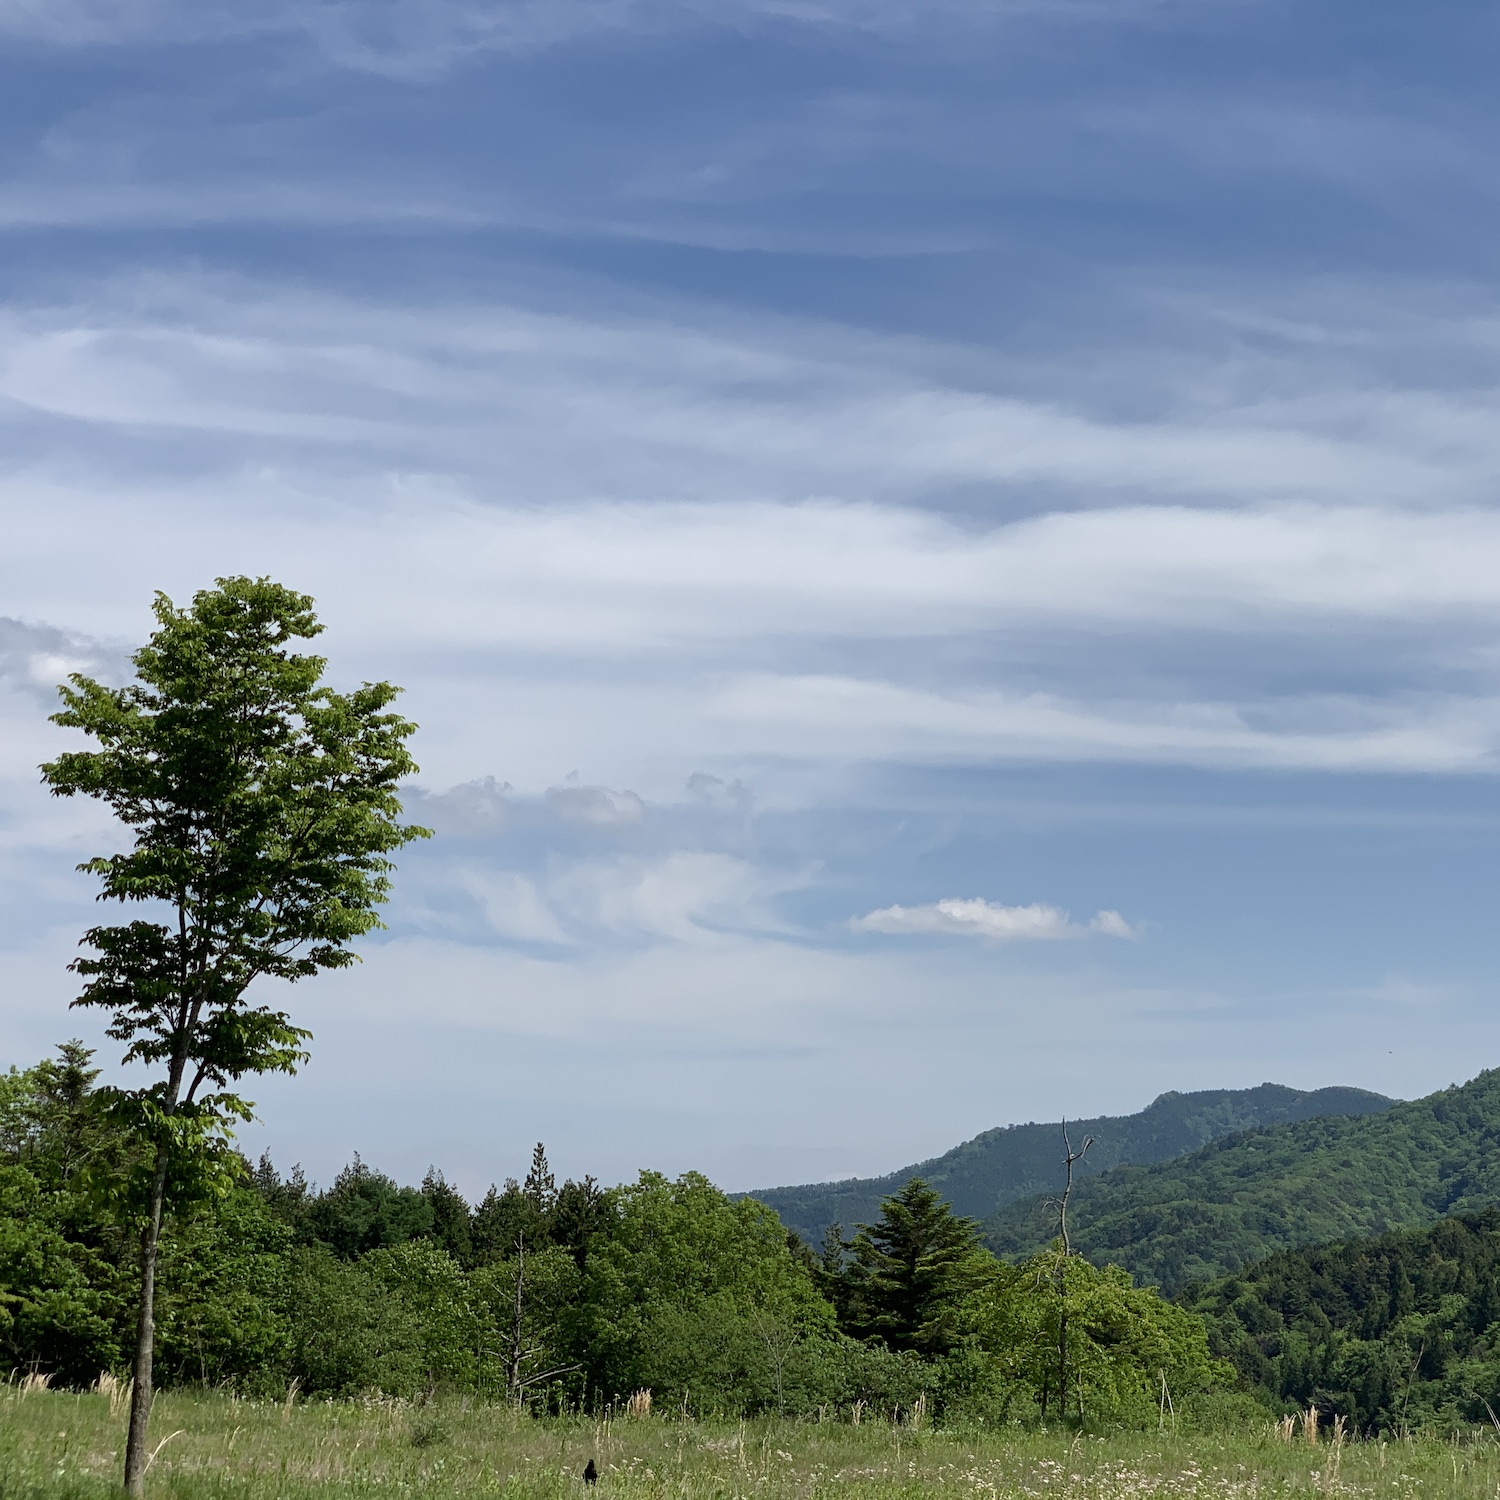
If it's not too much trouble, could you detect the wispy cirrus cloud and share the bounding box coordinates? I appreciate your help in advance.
[410,850,809,946]
[8,270,1500,787]
[0,0,1211,68]
[4,271,1498,514]
[851,898,1134,941]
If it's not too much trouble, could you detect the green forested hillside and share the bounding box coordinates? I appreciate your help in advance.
[1183,1210,1500,1433]
[985,1068,1500,1291]
[750,1083,1392,1247]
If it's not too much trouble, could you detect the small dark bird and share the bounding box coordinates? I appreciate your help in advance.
[583,1460,598,1486]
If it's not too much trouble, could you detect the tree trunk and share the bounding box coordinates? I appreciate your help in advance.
[507,1235,526,1406]
[123,1149,170,1496]
[1058,1304,1067,1426]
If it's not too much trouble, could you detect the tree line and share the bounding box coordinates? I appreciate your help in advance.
[1,1041,1232,1427]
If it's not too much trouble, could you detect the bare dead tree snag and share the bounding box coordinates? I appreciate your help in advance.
[1051,1119,1095,1424]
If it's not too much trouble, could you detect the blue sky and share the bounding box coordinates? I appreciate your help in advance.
[3,0,1500,1198]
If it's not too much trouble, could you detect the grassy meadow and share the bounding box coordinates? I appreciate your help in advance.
[5,1385,1500,1500]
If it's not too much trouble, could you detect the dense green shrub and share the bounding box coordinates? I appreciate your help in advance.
[943,1249,1232,1427]
[288,1246,428,1397]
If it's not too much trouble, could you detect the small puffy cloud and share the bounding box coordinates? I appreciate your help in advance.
[686,771,754,813]
[0,617,121,705]
[851,897,1136,942]
[1087,908,1136,939]
[545,780,647,826]
[407,777,513,837]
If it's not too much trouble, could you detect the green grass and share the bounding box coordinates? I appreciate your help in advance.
[4,1387,1500,1499]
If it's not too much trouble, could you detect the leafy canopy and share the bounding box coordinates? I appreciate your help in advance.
[39,576,428,1211]
[957,1248,1232,1424]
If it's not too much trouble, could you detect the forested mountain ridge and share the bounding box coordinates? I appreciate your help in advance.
[985,1067,1500,1292]
[1182,1209,1500,1432]
[749,1083,1393,1248]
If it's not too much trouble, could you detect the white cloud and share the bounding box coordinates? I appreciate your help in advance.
[8,271,1500,792]
[455,868,572,945]
[408,849,808,946]
[13,495,1500,785]
[547,851,799,941]
[851,897,1135,941]
[707,673,1500,774]
[0,617,122,705]
[408,777,512,837]
[545,781,647,827]
[7,273,1500,794]
[2,273,1495,512]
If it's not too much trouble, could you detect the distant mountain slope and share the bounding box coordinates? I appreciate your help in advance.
[748,1082,1393,1247]
[1181,1208,1500,1431]
[984,1068,1500,1292]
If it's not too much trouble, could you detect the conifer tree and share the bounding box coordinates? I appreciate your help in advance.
[422,1169,475,1266]
[840,1177,994,1355]
[550,1175,608,1269]
[523,1142,557,1215]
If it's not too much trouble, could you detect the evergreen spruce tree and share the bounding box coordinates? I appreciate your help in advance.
[523,1143,557,1215]
[550,1175,608,1269]
[473,1177,547,1262]
[840,1177,993,1355]
[421,1168,474,1266]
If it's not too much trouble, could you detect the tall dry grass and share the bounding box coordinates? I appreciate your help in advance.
[3,1384,1500,1499]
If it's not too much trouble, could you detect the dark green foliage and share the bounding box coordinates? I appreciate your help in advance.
[0,1047,299,1391]
[0,1042,1250,1425]
[985,1069,1500,1291]
[0,1047,130,1384]
[288,1246,428,1398]
[574,1170,839,1411]
[753,1084,1393,1247]
[523,1143,556,1212]
[151,1186,294,1390]
[550,1176,609,1270]
[0,1160,115,1383]
[835,1179,993,1356]
[303,1158,435,1258]
[251,1153,312,1234]
[1183,1210,1500,1433]
[472,1180,547,1263]
[423,1170,474,1266]
[255,1140,606,1279]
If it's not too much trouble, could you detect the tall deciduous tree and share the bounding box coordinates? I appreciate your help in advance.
[41,577,427,1495]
